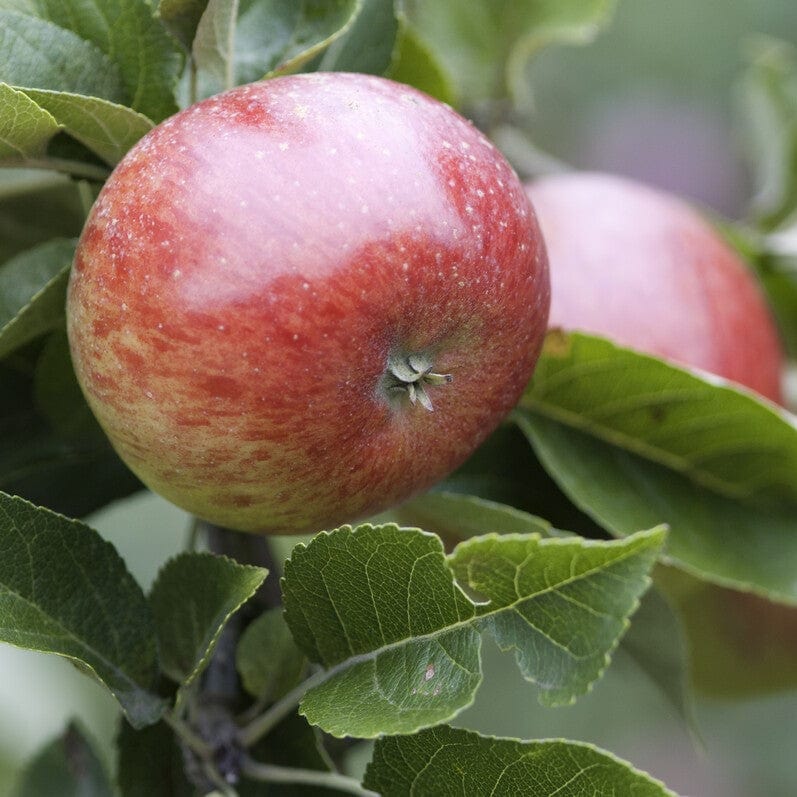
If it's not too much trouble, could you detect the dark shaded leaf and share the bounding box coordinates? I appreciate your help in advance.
[13,722,113,797]
[0,493,164,727]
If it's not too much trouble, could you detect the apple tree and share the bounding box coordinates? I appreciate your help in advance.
[0,1,796,795]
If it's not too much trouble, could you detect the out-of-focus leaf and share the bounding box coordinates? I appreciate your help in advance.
[756,257,797,359]
[401,0,617,107]
[372,491,553,550]
[0,10,126,101]
[21,89,153,165]
[13,722,113,797]
[0,347,140,518]
[364,725,676,797]
[158,0,209,50]
[0,238,75,359]
[657,566,797,698]
[235,0,360,85]
[318,0,398,75]
[33,329,105,442]
[739,36,797,231]
[618,580,696,730]
[0,83,59,159]
[0,171,85,262]
[516,331,797,604]
[0,493,164,727]
[236,607,305,702]
[441,423,606,538]
[283,523,662,737]
[192,0,239,99]
[387,23,456,107]
[117,719,194,797]
[149,552,267,701]
[0,0,183,122]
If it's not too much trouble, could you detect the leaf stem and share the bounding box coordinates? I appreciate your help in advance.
[189,57,199,106]
[76,179,95,218]
[242,757,378,797]
[236,668,327,747]
[163,710,214,759]
[0,157,111,182]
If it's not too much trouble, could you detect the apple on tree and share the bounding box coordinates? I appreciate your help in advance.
[67,72,550,535]
[526,172,784,403]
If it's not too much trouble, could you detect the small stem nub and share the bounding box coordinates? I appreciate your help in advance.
[385,351,452,411]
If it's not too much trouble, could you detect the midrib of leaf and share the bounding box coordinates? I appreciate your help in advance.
[311,535,657,676]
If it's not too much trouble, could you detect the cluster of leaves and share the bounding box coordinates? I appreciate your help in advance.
[1,0,797,795]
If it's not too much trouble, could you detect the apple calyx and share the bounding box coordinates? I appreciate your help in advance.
[385,351,453,411]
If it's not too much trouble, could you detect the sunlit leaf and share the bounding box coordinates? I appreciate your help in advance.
[364,725,676,796]
[516,331,797,604]
[283,523,663,737]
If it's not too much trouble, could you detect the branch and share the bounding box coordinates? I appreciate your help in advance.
[242,757,378,797]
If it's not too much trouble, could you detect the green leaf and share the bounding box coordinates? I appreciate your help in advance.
[149,551,267,700]
[387,24,456,107]
[34,328,105,442]
[0,9,126,101]
[0,238,75,359]
[0,493,164,727]
[0,353,141,519]
[739,36,797,231]
[401,0,617,106]
[441,424,604,537]
[235,0,360,85]
[515,331,797,603]
[117,719,194,797]
[363,725,676,797]
[0,171,86,262]
[317,0,398,75]
[521,332,797,505]
[13,722,113,797]
[618,580,696,730]
[158,0,209,50]
[236,607,305,702]
[1,0,183,122]
[448,527,665,706]
[20,89,154,165]
[283,523,480,738]
[657,567,797,699]
[0,82,59,159]
[282,523,663,737]
[526,418,797,605]
[756,258,797,359]
[192,0,239,99]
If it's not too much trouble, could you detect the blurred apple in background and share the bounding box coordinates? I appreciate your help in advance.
[526,171,784,402]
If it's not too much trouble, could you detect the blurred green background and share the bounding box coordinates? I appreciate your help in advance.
[2,0,797,794]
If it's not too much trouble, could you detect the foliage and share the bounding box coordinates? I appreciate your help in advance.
[1,0,796,795]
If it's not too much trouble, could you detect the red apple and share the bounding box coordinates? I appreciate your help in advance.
[67,73,549,534]
[526,172,784,402]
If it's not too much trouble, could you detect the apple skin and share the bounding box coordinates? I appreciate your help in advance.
[526,172,784,403]
[67,73,550,534]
